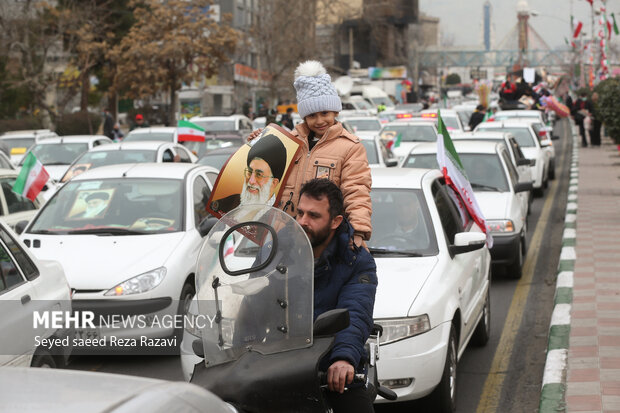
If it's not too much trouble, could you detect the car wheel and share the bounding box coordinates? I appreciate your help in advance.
[548,159,556,180]
[31,350,56,368]
[507,238,524,279]
[472,283,491,346]
[430,324,458,413]
[178,281,195,316]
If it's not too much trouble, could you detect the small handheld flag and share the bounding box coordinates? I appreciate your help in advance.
[177,120,206,142]
[12,152,49,201]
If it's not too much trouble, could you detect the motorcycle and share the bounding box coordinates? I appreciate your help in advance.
[189,205,395,412]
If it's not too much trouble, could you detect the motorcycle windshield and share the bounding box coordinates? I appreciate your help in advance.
[196,205,314,367]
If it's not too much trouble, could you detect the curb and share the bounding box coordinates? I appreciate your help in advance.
[539,133,578,412]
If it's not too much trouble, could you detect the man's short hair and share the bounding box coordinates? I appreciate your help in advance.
[299,179,344,219]
[247,133,287,180]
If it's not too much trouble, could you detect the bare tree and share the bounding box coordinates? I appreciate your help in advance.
[249,0,318,104]
[108,0,239,125]
[0,0,79,127]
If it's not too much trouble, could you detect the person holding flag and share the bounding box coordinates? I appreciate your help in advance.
[12,152,49,202]
[435,110,493,248]
[385,133,401,151]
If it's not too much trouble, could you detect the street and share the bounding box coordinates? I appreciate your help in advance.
[67,122,572,413]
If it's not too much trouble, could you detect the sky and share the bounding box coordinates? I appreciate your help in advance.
[419,0,620,50]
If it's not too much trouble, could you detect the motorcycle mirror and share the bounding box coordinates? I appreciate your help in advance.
[313,309,349,337]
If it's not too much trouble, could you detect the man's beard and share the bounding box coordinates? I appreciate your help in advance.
[302,224,331,248]
[240,178,274,206]
[83,202,107,218]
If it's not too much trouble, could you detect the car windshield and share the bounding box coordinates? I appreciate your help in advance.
[124,132,175,142]
[477,127,536,147]
[494,112,540,120]
[192,120,236,132]
[367,189,438,255]
[403,154,439,169]
[29,178,183,234]
[26,143,88,165]
[380,124,436,142]
[442,116,460,130]
[182,139,239,158]
[361,140,379,164]
[348,99,373,110]
[403,153,509,191]
[61,150,157,182]
[198,153,233,170]
[2,138,35,154]
[346,119,382,132]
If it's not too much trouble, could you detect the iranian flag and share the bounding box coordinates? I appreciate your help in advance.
[177,120,206,142]
[385,133,401,150]
[12,152,49,201]
[436,110,493,247]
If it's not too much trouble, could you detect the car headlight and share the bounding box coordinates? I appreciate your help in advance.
[104,267,167,296]
[376,315,431,345]
[486,220,514,233]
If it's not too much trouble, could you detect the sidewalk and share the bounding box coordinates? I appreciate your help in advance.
[565,135,620,412]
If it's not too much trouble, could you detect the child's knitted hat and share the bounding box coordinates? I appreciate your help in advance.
[293,61,342,119]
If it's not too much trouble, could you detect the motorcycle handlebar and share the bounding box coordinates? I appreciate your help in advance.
[318,371,367,387]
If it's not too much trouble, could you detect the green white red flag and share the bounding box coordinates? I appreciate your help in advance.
[385,133,401,150]
[12,152,49,201]
[177,120,205,142]
[436,110,493,247]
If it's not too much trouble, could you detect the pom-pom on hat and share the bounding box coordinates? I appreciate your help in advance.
[293,61,342,119]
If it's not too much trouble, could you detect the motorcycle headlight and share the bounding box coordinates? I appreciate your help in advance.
[486,220,515,233]
[104,267,167,296]
[376,315,431,345]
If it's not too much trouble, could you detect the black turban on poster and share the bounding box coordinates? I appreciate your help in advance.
[247,133,287,180]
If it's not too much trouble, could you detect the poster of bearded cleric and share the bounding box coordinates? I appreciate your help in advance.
[207,124,303,219]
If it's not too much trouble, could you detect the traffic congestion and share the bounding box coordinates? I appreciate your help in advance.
[1,0,619,412]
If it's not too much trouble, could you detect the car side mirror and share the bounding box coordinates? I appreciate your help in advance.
[385,158,398,167]
[449,232,486,255]
[198,216,219,238]
[15,220,28,235]
[517,158,531,166]
[551,134,560,141]
[529,159,536,166]
[514,181,533,193]
[313,309,349,337]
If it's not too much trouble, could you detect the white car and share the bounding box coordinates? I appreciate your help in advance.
[369,168,491,412]
[20,135,113,183]
[20,163,219,344]
[60,141,199,184]
[401,141,531,278]
[451,131,533,217]
[0,220,72,368]
[521,118,557,180]
[359,134,398,168]
[378,120,438,163]
[1,129,58,165]
[124,127,179,143]
[190,114,253,138]
[419,109,465,132]
[0,367,235,413]
[475,121,551,196]
[340,116,383,133]
[0,168,44,228]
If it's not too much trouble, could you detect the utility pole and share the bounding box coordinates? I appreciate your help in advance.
[349,27,354,71]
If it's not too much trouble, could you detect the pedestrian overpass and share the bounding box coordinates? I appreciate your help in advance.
[418,49,573,69]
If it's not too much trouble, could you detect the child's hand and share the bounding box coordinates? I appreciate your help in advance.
[247,128,263,142]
